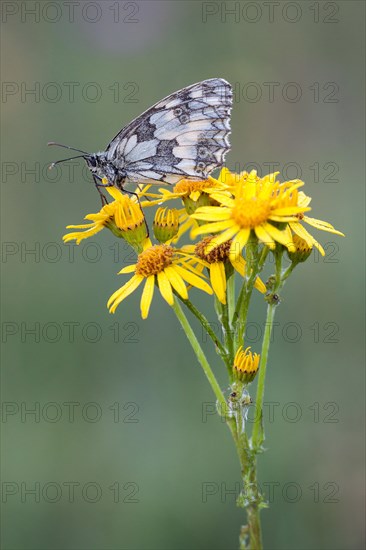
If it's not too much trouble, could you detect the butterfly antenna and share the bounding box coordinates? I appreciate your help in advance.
[48,155,87,170]
[47,142,89,154]
[47,142,90,170]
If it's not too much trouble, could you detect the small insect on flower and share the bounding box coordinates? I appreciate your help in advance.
[48,78,232,204]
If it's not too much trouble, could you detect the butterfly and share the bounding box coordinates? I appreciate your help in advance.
[49,78,232,203]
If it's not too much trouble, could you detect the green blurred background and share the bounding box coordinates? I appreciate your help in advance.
[1,1,365,549]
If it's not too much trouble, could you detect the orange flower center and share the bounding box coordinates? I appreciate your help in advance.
[174,179,215,196]
[195,237,231,263]
[231,198,271,228]
[135,245,174,277]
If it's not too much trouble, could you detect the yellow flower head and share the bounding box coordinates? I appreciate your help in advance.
[191,236,266,304]
[233,345,260,383]
[191,169,344,257]
[287,234,313,263]
[153,207,179,243]
[63,186,147,251]
[141,176,228,212]
[287,191,345,255]
[107,241,213,318]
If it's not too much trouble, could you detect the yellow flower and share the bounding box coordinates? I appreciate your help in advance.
[63,186,147,250]
[107,241,213,318]
[287,234,313,263]
[288,191,345,256]
[233,345,260,383]
[214,167,250,187]
[153,207,179,243]
[141,176,228,212]
[188,237,266,304]
[191,170,310,256]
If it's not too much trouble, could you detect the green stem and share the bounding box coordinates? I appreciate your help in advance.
[258,246,270,271]
[235,283,253,351]
[252,248,283,448]
[176,294,230,369]
[234,242,266,351]
[281,261,297,284]
[214,295,234,378]
[172,297,227,413]
[227,264,236,327]
[251,302,277,449]
[228,385,263,550]
[172,297,238,442]
[236,248,284,548]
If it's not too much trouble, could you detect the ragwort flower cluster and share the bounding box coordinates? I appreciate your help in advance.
[63,168,343,319]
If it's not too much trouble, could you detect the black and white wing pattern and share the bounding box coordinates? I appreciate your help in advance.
[105,78,232,185]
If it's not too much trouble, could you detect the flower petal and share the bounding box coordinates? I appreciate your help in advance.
[176,258,209,275]
[303,216,344,236]
[65,223,96,229]
[210,262,226,304]
[254,225,276,249]
[108,275,144,313]
[174,265,213,295]
[205,225,239,252]
[298,192,312,207]
[190,207,232,220]
[192,219,236,237]
[190,190,200,201]
[157,271,174,305]
[63,225,103,244]
[254,277,267,294]
[290,222,325,256]
[229,228,250,257]
[140,275,155,319]
[271,206,311,216]
[230,254,246,277]
[209,193,235,207]
[118,264,137,274]
[164,266,188,300]
[263,223,295,251]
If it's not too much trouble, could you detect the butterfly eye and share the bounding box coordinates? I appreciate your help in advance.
[88,157,97,168]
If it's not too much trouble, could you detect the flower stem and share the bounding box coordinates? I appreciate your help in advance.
[214,295,234,379]
[251,302,277,449]
[227,264,236,327]
[172,297,227,413]
[176,294,230,369]
[252,248,283,448]
[233,241,265,351]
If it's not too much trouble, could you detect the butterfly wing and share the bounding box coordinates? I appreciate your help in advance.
[105,78,232,185]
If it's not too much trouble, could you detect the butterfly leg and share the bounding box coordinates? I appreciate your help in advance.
[93,175,110,206]
[136,183,152,202]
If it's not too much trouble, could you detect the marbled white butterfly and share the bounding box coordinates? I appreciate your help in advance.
[49,78,232,202]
